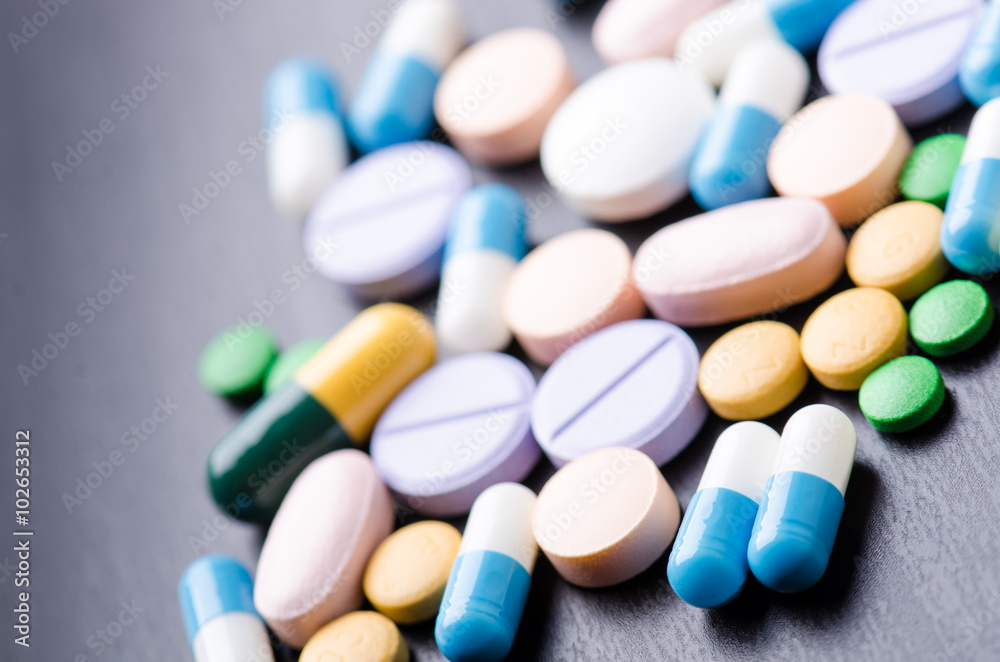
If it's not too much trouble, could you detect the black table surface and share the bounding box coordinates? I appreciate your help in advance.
[3,0,1000,660]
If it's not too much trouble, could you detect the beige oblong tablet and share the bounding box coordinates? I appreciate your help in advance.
[300,611,409,662]
[699,321,808,421]
[254,450,395,648]
[846,201,948,301]
[502,229,645,366]
[532,447,680,588]
[362,521,461,624]
[434,28,574,165]
[768,94,912,226]
[800,287,908,391]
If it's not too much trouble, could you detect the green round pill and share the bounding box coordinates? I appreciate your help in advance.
[909,280,994,356]
[263,338,325,395]
[898,133,966,208]
[198,325,279,398]
[859,356,945,433]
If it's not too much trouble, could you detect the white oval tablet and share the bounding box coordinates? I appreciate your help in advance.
[540,58,715,222]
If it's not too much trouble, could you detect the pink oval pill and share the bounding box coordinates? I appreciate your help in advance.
[502,229,645,366]
[633,197,846,326]
[434,28,575,166]
[592,0,727,64]
[254,449,395,648]
[767,94,912,226]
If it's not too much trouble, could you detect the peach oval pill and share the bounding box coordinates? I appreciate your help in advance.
[254,450,395,648]
[363,521,462,625]
[698,321,808,421]
[768,94,912,226]
[502,229,645,366]
[434,28,574,165]
[846,201,948,301]
[633,197,846,326]
[532,447,680,588]
[299,611,408,662]
[800,287,908,391]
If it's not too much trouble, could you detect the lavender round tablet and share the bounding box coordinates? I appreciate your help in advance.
[371,352,540,517]
[818,0,983,126]
[531,319,707,468]
[303,141,472,300]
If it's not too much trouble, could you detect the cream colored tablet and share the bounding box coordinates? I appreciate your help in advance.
[362,521,461,624]
[800,287,908,391]
[502,229,645,366]
[434,28,574,165]
[533,447,679,588]
[592,0,727,64]
[768,94,912,226]
[540,57,715,222]
[698,321,808,421]
[846,201,948,301]
[299,611,408,662]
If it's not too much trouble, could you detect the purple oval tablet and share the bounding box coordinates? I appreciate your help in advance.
[531,319,707,468]
[818,0,982,126]
[303,141,472,300]
[371,352,540,517]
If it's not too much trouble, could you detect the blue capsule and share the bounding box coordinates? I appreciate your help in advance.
[961,0,1000,107]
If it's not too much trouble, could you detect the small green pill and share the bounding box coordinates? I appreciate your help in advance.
[264,339,325,395]
[198,325,279,398]
[910,280,994,356]
[859,356,945,433]
[898,133,966,208]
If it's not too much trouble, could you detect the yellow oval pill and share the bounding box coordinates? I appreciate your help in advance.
[698,321,808,421]
[362,521,461,624]
[800,287,907,390]
[846,201,948,301]
[299,611,408,662]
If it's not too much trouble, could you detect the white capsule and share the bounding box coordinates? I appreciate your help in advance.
[265,59,349,219]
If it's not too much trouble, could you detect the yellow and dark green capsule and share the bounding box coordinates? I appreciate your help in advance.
[207,303,436,523]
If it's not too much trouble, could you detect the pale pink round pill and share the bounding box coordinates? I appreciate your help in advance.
[502,229,645,366]
[767,94,912,226]
[254,450,395,648]
[592,0,727,64]
[434,28,575,166]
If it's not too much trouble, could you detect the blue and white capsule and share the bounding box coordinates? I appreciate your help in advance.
[178,555,274,662]
[961,0,1000,107]
[668,422,780,608]
[265,59,349,219]
[690,40,808,210]
[748,404,856,593]
[436,184,527,354]
[676,0,854,86]
[347,0,465,153]
[435,482,536,662]
[941,98,1000,274]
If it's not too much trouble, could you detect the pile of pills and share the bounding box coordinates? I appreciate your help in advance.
[183,0,1000,660]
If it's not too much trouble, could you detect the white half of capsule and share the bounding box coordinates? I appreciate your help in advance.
[459,482,537,574]
[962,97,1000,164]
[268,114,349,219]
[696,421,781,503]
[770,404,856,496]
[192,612,274,662]
[437,252,517,354]
[675,0,782,86]
[379,0,465,70]
[720,39,808,119]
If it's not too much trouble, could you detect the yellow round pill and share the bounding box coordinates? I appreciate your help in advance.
[846,201,948,301]
[800,287,907,391]
[698,321,808,421]
[299,611,408,662]
[362,520,461,625]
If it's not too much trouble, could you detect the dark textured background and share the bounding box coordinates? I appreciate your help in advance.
[1,0,999,660]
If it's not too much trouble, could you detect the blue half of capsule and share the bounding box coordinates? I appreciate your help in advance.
[767,0,854,52]
[941,158,1000,275]
[443,183,528,264]
[263,58,340,126]
[961,0,1000,107]
[177,555,259,647]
